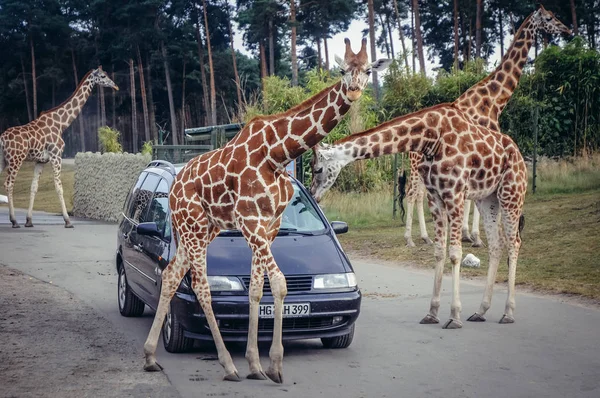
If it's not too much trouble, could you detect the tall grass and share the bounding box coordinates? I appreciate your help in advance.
[320,187,399,227]
[531,153,600,194]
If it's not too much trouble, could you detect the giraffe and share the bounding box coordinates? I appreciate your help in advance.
[0,67,118,228]
[141,38,390,383]
[310,103,527,329]
[399,5,570,249]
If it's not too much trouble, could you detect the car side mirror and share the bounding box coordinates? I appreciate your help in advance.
[331,221,348,234]
[137,222,162,238]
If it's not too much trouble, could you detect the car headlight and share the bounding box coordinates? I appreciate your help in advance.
[313,273,357,289]
[207,276,244,292]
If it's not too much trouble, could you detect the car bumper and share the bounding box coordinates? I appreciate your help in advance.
[172,289,361,342]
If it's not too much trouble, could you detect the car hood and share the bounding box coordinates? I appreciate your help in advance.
[205,233,350,276]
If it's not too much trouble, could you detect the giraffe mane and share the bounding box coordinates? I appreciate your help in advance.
[39,69,94,116]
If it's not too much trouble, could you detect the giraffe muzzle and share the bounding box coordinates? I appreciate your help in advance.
[347,87,362,101]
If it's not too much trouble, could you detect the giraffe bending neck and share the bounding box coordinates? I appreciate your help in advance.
[261,81,351,168]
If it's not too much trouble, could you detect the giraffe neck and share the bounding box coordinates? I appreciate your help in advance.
[454,14,536,125]
[40,71,96,131]
[263,81,352,167]
[328,109,443,167]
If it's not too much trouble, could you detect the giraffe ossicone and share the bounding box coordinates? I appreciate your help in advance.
[141,38,390,383]
[0,67,118,228]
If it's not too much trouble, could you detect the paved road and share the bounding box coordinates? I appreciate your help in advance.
[1,207,599,398]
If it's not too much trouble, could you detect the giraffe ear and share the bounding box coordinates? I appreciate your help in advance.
[370,59,393,72]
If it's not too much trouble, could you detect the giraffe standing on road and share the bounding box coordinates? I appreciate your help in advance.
[141,38,390,383]
[0,67,118,228]
[400,5,571,248]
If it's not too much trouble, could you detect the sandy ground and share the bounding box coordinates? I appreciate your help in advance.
[0,266,179,398]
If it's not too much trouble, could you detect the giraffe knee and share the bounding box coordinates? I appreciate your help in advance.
[268,272,287,299]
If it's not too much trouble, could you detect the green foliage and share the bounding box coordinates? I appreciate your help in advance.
[141,140,153,156]
[98,126,123,154]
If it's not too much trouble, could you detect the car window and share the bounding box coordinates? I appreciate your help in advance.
[280,184,327,232]
[141,179,171,240]
[124,172,147,219]
[131,173,160,223]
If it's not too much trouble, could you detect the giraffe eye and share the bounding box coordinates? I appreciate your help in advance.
[366,69,372,75]
[314,167,323,174]
[340,69,345,76]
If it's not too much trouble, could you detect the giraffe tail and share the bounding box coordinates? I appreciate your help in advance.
[518,213,525,239]
[397,170,407,223]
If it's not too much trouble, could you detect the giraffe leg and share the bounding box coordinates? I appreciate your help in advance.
[25,162,44,227]
[471,204,483,247]
[468,196,501,323]
[420,194,447,325]
[50,158,72,228]
[265,260,287,383]
[4,163,22,228]
[416,187,432,244]
[443,197,466,329]
[143,250,187,372]
[499,207,523,324]
[461,200,473,243]
[404,194,416,247]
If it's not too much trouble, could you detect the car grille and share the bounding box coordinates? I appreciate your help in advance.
[219,316,337,332]
[240,275,313,293]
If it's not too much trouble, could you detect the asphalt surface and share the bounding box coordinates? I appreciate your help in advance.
[1,207,599,398]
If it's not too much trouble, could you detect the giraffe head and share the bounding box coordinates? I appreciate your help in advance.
[531,5,572,36]
[335,38,392,101]
[309,143,347,203]
[90,66,119,91]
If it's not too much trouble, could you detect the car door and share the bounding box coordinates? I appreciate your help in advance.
[125,173,161,304]
[134,177,172,310]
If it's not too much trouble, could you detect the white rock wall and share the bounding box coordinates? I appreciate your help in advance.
[73,152,151,222]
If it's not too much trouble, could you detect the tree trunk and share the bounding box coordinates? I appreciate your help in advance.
[570,0,578,35]
[378,14,390,58]
[30,35,37,118]
[195,11,210,126]
[410,0,416,73]
[498,8,504,58]
[111,67,116,128]
[367,0,380,100]
[453,0,459,70]
[468,18,473,62]
[316,37,322,71]
[386,15,395,59]
[136,46,150,143]
[225,3,243,110]
[145,55,157,142]
[71,49,85,152]
[461,9,468,62]
[160,42,178,145]
[475,0,482,58]
[323,35,330,73]
[392,0,410,73]
[412,0,426,76]
[290,0,298,86]
[268,18,275,75]
[202,0,217,125]
[21,56,32,122]
[259,40,267,94]
[129,58,138,153]
[99,85,106,126]
[181,58,186,144]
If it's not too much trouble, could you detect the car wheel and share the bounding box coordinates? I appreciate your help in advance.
[321,324,355,349]
[163,303,193,353]
[117,265,145,317]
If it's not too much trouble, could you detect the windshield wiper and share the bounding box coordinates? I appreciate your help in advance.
[277,228,315,236]
[218,230,243,236]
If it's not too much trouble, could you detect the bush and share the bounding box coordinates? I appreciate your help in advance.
[141,141,153,156]
[98,126,123,154]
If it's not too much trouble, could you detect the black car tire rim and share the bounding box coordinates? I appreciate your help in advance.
[164,306,172,344]
[118,268,127,311]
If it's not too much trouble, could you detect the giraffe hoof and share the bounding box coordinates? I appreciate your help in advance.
[422,237,433,245]
[265,368,283,384]
[467,313,486,322]
[406,240,416,248]
[247,371,268,380]
[65,223,74,229]
[24,221,33,227]
[224,371,242,382]
[419,314,440,324]
[11,223,20,229]
[442,319,463,329]
[143,361,163,372]
[499,315,515,324]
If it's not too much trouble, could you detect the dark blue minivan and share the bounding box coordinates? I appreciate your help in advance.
[116,160,361,353]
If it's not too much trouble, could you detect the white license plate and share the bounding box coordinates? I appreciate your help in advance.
[259,303,310,318]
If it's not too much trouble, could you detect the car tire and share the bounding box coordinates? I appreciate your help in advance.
[118,265,145,317]
[163,303,194,353]
[321,324,355,349]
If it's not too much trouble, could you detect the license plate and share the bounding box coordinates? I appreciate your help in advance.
[258,303,310,318]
